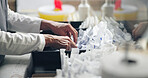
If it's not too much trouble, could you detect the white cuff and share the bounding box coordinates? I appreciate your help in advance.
[30,18,42,33]
[37,34,45,51]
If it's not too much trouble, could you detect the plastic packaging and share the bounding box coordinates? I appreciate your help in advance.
[56,16,136,78]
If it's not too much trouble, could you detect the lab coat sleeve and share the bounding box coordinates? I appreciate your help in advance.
[7,7,42,33]
[0,30,45,55]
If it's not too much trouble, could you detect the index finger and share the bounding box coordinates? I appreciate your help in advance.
[68,24,78,43]
[68,38,77,48]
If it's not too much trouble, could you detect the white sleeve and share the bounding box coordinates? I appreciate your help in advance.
[7,7,42,33]
[0,30,45,55]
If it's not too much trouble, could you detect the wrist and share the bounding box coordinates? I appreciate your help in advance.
[43,34,54,47]
[40,20,54,30]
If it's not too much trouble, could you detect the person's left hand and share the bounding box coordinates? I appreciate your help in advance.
[40,20,78,43]
[132,22,148,39]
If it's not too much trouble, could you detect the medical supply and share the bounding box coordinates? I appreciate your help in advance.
[114,0,138,20]
[101,0,114,18]
[38,5,75,21]
[115,0,122,10]
[79,16,99,28]
[78,0,90,21]
[56,16,136,78]
[78,16,134,50]
[114,5,138,20]
[54,0,62,11]
[57,49,106,78]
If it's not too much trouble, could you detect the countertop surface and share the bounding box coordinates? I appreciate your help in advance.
[0,54,31,78]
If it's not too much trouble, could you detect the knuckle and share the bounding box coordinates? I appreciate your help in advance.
[65,36,70,39]
[65,44,69,47]
[67,23,71,26]
[64,44,69,48]
[75,31,78,34]
[67,41,71,45]
[65,36,69,39]
[65,43,70,48]
[67,24,72,28]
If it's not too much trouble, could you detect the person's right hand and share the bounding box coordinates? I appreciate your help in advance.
[43,34,77,50]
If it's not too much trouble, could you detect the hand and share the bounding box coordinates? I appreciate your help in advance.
[44,34,77,50]
[41,20,78,43]
[132,22,148,39]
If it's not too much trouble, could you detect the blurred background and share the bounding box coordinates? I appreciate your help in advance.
[8,0,148,35]
[8,0,148,20]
